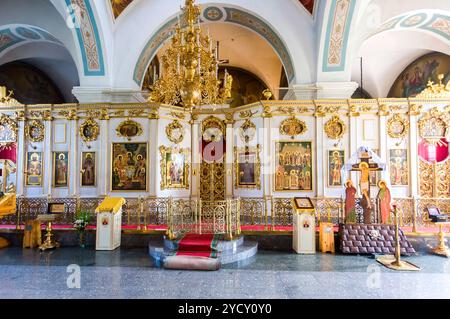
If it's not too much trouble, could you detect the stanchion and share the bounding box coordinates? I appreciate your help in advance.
[376,205,420,271]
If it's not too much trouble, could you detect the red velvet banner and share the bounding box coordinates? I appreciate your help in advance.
[418,138,449,163]
[0,143,17,163]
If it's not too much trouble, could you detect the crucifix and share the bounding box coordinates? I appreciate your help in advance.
[350,151,382,224]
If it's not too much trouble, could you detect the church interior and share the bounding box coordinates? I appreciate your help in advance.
[0,0,450,300]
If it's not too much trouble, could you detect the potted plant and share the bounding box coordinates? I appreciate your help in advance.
[73,211,90,248]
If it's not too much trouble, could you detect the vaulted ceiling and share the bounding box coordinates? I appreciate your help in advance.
[110,0,315,19]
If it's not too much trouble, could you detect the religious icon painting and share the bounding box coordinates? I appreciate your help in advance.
[25,151,43,186]
[389,149,409,186]
[81,152,96,187]
[234,145,261,189]
[275,141,313,191]
[79,118,99,142]
[53,152,69,188]
[111,143,148,191]
[116,120,143,139]
[0,114,18,143]
[159,146,190,190]
[327,150,345,187]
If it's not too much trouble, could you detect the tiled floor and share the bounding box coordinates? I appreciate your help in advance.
[0,245,450,299]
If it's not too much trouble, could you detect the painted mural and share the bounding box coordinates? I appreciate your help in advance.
[388,52,450,98]
[0,62,64,104]
[110,0,133,19]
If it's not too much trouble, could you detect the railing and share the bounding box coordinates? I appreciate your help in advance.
[167,198,241,240]
[2,196,449,233]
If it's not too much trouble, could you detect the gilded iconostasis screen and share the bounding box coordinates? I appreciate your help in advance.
[275,142,313,191]
[112,143,147,191]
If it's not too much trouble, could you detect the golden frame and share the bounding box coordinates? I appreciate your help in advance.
[239,119,257,143]
[79,118,100,142]
[0,114,18,143]
[53,123,66,144]
[25,151,44,187]
[116,119,143,139]
[110,142,149,192]
[25,120,45,143]
[387,114,409,139]
[159,146,190,190]
[234,145,261,189]
[274,140,314,193]
[418,107,448,145]
[279,116,307,137]
[389,148,409,187]
[52,151,69,188]
[80,151,97,188]
[324,116,346,140]
[327,149,345,188]
[165,120,185,144]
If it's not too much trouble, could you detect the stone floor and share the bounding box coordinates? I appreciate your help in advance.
[1,245,450,299]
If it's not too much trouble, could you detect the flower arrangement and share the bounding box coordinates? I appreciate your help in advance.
[73,210,90,232]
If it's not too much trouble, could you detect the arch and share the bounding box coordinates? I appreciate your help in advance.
[130,3,306,88]
[353,10,450,97]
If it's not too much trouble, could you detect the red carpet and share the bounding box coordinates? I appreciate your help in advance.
[176,233,218,258]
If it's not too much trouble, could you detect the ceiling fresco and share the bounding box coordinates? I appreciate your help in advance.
[109,0,315,19]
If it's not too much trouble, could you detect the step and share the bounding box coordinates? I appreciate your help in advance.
[163,235,244,252]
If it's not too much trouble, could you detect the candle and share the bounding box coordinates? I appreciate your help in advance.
[0,86,5,98]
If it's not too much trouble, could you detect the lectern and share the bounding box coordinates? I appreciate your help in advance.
[292,197,316,254]
[95,197,126,251]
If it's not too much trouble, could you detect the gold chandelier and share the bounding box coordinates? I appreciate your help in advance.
[148,0,232,111]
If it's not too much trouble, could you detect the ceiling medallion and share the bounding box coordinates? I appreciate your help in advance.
[324,116,346,140]
[25,120,45,143]
[239,119,256,143]
[116,119,143,140]
[418,107,448,145]
[279,116,307,138]
[387,114,409,139]
[166,120,185,144]
[79,118,100,142]
[0,114,18,144]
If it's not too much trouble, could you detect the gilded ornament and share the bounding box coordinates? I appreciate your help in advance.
[25,120,45,142]
[378,104,390,116]
[79,118,100,142]
[116,119,143,139]
[262,105,272,118]
[15,111,25,121]
[201,116,225,141]
[416,74,450,99]
[170,111,186,120]
[239,110,257,119]
[128,109,145,117]
[262,89,273,100]
[348,105,360,117]
[418,108,448,145]
[387,114,409,139]
[0,114,18,144]
[239,119,256,143]
[279,116,307,137]
[166,120,185,144]
[42,110,53,121]
[159,146,190,190]
[324,116,346,140]
[99,108,110,120]
[59,109,78,120]
[408,104,422,116]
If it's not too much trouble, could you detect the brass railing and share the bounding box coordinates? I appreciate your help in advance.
[2,196,449,233]
[167,198,241,240]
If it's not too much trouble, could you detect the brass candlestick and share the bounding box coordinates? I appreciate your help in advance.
[39,221,60,251]
[431,223,450,257]
[376,205,420,271]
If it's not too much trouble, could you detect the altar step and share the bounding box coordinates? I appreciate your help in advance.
[148,234,258,270]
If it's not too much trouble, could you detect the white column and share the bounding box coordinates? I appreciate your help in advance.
[190,120,201,198]
[262,116,272,197]
[225,121,234,198]
[98,119,109,197]
[149,117,159,197]
[44,118,53,197]
[379,115,388,183]
[349,115,358,187]
[409,115,419,197]
[16,119,26,196]
[70,119,79,196]
[316,116,325,197]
